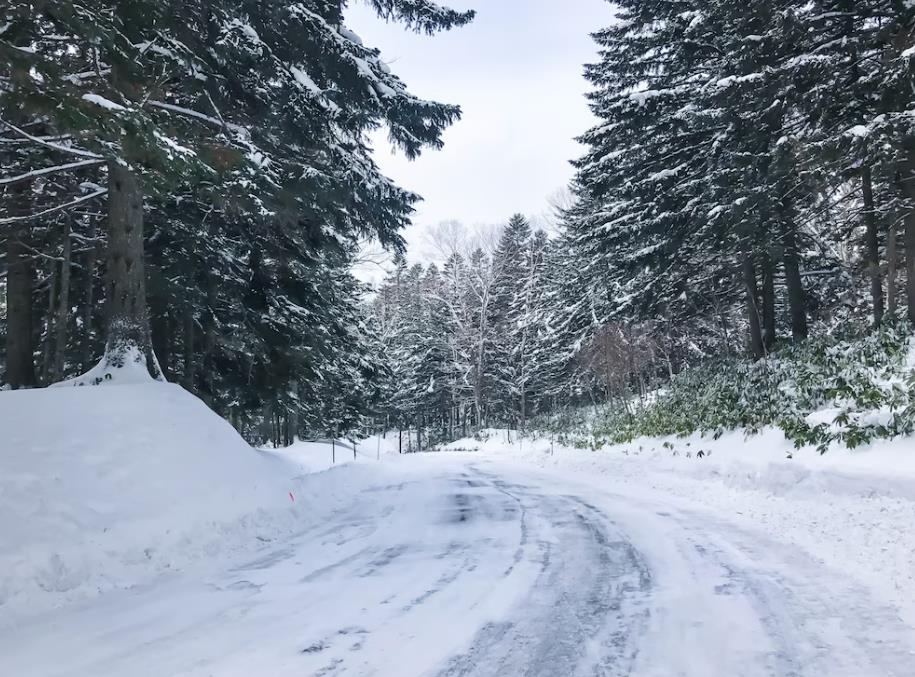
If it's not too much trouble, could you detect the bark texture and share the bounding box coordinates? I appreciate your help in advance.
[862,166,884,325]
[52,219,72,381]
[898,146,915,323]
[742,256,764,360]
[888,221,898,316]
[761,251,777,352]
[103,161,161,378]
[5,214,37,388]
[781,226,808,341]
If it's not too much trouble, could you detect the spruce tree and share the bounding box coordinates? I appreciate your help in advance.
[2,0,474,385]
[490,214,532,421]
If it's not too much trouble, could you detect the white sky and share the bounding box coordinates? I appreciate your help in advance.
[347,0,612,274]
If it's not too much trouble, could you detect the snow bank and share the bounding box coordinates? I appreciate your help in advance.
[448,427,915,496]
[50,345,157,387]
[0,383,378,625]
[444,428,915,624]
[263,433,403,473]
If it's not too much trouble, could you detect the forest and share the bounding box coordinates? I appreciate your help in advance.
[5,1,915,449]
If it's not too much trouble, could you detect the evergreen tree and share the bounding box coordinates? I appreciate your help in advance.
[1,0,474,444]
[490,214,532,421]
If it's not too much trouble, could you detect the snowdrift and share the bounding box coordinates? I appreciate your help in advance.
[448,427,915,499]
[0,382,375,625]
[261,434,402,473]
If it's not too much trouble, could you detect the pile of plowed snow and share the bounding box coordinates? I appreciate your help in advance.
[0,382,375,624]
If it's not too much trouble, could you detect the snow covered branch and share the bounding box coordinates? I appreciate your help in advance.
[0,159,104,187]
[0,188,108,225]
[0,119,102,159]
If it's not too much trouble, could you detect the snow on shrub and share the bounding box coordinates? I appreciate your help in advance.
[586,321,915,452]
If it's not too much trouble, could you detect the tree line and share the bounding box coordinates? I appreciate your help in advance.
[8,1,915,447]
[0,0,473,444]
[367,215,675,447]
[571,0,915,361]
[368,1,915,441]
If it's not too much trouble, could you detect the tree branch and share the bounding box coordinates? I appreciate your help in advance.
[0,158,104,187]
[0,189,108,224]
[0,119,103,159]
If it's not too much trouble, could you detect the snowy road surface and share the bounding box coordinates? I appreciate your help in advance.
[4,455,914,677]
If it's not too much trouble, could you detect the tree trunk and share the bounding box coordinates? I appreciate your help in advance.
[183,305,195,390]
[5,217,37,388]
[717,305,732,356]
[781,226,808,341]
[286,390,298,445]
[102,161,161,377]
[52,219,72,381]
[81,218,98,371]
[888,220,899,316]
[906,208,915,324]
[41,270,57,384]
[473,364,483,432]
[862,165,884,325]
[742,255,764,360]
[203,273,217,402]
[897,146,915,323]
[150,293,172,381]
[761,251,777,353]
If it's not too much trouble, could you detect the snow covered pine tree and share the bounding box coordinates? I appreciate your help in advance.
[1,0,472,420]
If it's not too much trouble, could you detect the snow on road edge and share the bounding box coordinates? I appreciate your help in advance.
[449,429,915,625]
[0,384,395,627]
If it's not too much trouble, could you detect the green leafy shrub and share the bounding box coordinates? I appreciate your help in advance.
[590,320,914,452]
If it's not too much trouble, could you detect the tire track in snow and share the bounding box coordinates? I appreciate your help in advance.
[434,471,652,677]
[528,472,915,677]
[675,516,915,677]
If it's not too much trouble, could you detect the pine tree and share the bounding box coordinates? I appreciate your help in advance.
[514,229,550,420]
[439,251,476,436]
[2,0,474,387]
[572,2,735,349]
[489,214,532,422]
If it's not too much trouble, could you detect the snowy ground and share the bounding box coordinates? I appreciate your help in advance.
[3,386,915,675]
[4,454,914,676]
[0,383,396,625]
[456,428,915,630]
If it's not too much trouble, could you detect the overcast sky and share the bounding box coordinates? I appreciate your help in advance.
[346,0,613,270]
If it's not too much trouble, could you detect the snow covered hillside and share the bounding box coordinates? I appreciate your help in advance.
[0,383,385,625]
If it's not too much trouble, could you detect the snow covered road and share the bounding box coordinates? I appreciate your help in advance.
[4,455,914,677]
